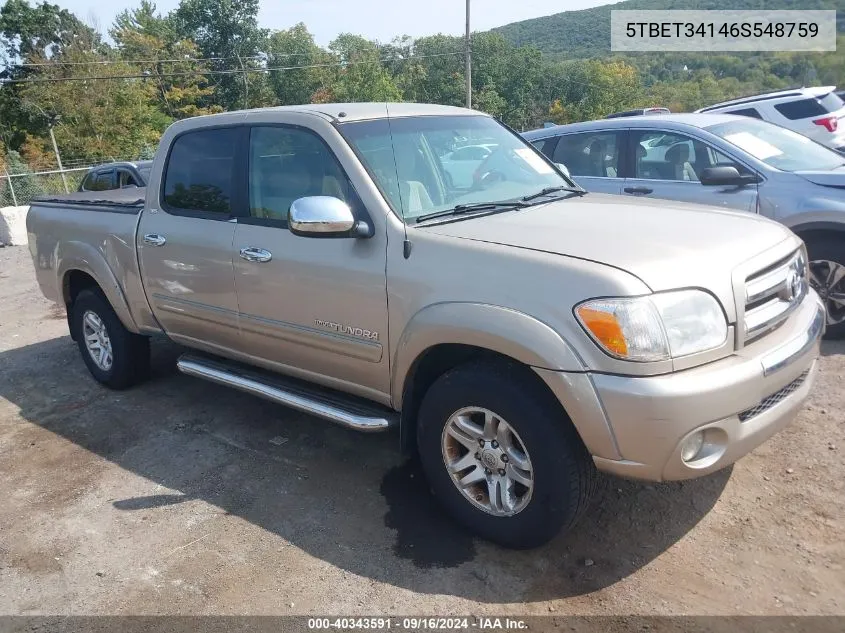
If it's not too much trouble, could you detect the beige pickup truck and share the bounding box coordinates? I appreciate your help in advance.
[27,103,824,548]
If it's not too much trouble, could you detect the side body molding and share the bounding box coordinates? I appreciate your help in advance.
[57,241,141,334]
[391,302,586,408]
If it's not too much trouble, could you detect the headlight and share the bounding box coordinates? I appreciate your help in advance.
[575,290,728,362]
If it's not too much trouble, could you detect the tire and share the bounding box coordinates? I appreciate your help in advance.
[805,236,845,339]
[71,288,150,389]
[416,360,598,549]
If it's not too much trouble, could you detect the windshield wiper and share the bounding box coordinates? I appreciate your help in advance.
[415,200,529,224]
[521,185,586,202]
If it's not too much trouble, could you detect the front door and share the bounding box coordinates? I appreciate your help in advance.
[232,124,390,400]
[137,126,243,352]
[623,130,758,212]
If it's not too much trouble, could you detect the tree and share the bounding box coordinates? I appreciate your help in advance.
[172,0,270,110]
[18,41,170,163]
[326,34,401,103]
[111,1,221,118]
[0,0,99,61]
[266,23,329,105]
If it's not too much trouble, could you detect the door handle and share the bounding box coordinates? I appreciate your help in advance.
[143,234,167,247]
[239,247,273,263]
[623,186,653,195]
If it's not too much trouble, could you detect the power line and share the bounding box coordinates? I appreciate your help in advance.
[5,51,315,68]
[0,51,465,85]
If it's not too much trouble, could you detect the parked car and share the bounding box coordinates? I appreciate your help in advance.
[695,86,845,152]
[524,113,845,337]
[78,160,153,192]
[28,103,822,548]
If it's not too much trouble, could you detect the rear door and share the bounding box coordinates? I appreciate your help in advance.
[231,120,390,398]
[549,130,625,194]
[623,129,758,212]
[137,125,245,353]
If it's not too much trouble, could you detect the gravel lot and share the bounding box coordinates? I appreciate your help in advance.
[0,244,843,617]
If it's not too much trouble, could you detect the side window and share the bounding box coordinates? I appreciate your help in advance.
[163,128,238,215]
[633,132,699,181]
[530,138,551,156]
[705,145,752,176]
[726,107,763,120]
[87,170,115,191]
[552,132,619,178]
[118,169,139,188]
[774,98,827,120]
[80,172,96,191]
[248,126,354,225]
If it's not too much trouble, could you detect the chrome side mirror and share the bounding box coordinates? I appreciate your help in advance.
[288,196,371,238]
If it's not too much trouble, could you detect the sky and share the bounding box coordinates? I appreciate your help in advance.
[60,0,614,46]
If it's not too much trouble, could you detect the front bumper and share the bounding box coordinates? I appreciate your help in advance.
[543,291,824,482]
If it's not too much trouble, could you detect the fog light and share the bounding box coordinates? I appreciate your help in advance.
[681,431,705,463]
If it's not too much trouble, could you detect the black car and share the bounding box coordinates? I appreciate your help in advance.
[78,160,153,192]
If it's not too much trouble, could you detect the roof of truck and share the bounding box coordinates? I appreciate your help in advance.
[182,102,479,125]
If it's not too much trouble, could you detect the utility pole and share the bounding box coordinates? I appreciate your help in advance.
[465,0,472,109]
[23,101,68,193]
[47,118,68,194]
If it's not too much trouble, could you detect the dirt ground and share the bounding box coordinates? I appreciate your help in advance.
[0,244,843,617]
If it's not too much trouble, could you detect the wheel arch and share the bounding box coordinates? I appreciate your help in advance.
[59,243,140,337]
[392,303,589,453]
[790,221,845,244]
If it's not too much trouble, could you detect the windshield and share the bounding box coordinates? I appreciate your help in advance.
[705,118,845,172]
[340,115,576,222]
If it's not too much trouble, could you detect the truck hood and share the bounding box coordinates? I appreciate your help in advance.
[423,193,794,319]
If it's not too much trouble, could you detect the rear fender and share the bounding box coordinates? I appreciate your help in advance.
[58,241,140,334]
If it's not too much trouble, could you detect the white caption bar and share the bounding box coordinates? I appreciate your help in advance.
[611,10,836,52]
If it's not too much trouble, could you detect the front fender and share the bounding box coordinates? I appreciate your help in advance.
[391,302,585,408]
[57,241,140,333]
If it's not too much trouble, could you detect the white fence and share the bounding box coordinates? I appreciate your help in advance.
[1,166,91,206]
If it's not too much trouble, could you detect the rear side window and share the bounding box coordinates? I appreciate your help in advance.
[774,97,837,120]
[85,171,115,191]
[118,169,140,188]
[726,107,763,119]
[530,138,553,156]
[163,128,238,215]
[552,132,620,178]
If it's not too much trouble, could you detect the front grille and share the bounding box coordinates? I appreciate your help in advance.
[738,370,810,422]
[742,250,808,343]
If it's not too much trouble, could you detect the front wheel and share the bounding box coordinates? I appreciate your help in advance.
[805,237,845,339]
[416,361,598,549]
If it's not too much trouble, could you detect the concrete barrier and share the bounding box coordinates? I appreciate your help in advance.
[0,206,29,246]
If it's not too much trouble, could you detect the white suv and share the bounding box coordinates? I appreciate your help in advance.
[696,86,845,152]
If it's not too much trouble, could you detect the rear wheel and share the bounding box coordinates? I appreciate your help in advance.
[805,236,845,339]
[71,289,150,389]
[416,361,598,548]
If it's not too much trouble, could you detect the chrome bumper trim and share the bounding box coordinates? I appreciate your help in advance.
[761,297,825,377]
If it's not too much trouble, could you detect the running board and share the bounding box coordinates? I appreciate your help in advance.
[177,354,397,432]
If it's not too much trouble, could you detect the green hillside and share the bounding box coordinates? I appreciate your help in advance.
[493,0,845,59]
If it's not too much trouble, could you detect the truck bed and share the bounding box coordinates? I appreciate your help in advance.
[32,188,145,214]
[27,187,154,333]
